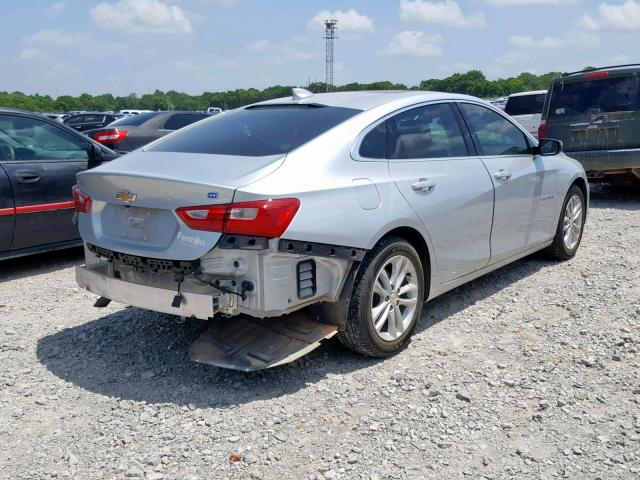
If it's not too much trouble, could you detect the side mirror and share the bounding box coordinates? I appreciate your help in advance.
[534,138,563,156]
[87,143,107,169]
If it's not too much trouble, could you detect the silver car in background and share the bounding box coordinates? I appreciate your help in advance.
[74,89,588,370]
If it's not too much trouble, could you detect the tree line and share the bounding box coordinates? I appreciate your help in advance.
[0,70,564,113]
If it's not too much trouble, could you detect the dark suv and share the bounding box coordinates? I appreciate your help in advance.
[539,64,640,185]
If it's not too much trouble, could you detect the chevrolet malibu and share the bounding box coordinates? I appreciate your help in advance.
[74,90,588,369]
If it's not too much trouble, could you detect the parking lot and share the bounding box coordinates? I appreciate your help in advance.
[0,184,637,480]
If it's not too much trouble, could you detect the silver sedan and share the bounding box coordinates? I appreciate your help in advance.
[74,89,587,369]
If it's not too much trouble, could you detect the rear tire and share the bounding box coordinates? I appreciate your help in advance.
[544,184,586,260]
[338,237,425,357]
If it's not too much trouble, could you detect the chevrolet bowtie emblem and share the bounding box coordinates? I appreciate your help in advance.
[116,191,137,203]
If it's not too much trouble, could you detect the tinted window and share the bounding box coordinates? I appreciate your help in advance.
[65,115,94,125]
[505,93,546,116]
[460,103,530,156]
[149,105,361,156]
[163,113,207,130]
[109,112,160,127]
[549,76,639,118]
[388,103,468,159]
[359,123,386,158]
[0,115,88,161]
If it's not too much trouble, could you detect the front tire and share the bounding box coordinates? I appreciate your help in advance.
[338,237,425,357]
[544,184,586,260]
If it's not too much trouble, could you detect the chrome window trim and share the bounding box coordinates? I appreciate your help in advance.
[352,99,539,162]
[455,100,539,155]
[351,100,463,162]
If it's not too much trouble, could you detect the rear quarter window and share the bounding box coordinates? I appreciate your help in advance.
[148,105,361,157]
[505,94,546,116]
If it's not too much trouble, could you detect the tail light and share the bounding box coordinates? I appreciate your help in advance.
[72,185,92,213]
[93,129,128,145]
[176,198,300,238]
[538,120,547,140]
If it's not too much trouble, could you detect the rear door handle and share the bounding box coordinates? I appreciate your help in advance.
[493,169,511,181]
[411,178,436,192]
[16,171,40,183]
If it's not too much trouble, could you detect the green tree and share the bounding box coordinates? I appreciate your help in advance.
[0,69,567,113]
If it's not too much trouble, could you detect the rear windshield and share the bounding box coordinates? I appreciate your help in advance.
[147,105,361,156]
[505,93,546,116]
[109,112,160,127]
[549,76,639,118]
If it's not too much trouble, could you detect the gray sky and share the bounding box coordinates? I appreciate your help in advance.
[1,0,638,96]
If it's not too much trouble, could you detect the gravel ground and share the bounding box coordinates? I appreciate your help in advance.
[0,185,639,480]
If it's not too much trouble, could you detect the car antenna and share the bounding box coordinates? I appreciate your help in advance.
[292,88,313,101]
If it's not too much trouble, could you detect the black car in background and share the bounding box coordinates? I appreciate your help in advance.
[63,112,122,132]
[0,108,118,260]
[84,111,209,152]
[540,64,640,185]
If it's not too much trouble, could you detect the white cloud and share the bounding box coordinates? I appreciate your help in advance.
[509,31,600,49]
[25,30,90,48]
[379,31,442,57]
[598,0,640,29]
[509,35,563,48]
[20,48,43,60]
[44,2,66,17]
[577,13,601,30]
[487,0,576,6]
[576,1,640,30]
[90,0,192,35]
[308,9,374,35]
[243,39,315,67]
[399,0,485,28]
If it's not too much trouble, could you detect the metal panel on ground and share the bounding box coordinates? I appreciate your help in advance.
[189,312,338,371]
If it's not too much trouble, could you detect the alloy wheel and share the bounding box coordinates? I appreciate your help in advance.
[563,194,584,251]
[371,255,419,342]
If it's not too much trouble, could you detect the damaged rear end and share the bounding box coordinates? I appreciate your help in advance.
[74,151,353,368]
[75,149,353,319]
[74,100,366,369]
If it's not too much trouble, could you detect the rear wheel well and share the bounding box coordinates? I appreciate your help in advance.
[378,227,431,300]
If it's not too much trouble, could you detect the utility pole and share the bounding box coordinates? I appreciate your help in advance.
[323,19,338,92]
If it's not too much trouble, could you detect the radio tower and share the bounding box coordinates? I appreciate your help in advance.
[324,19,338,92]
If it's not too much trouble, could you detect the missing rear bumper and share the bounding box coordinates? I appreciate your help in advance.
[189,311,338,371]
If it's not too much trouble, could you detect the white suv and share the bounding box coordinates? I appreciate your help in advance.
[504,90,547,138]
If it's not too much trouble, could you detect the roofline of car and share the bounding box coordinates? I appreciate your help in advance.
[561,63,640,77]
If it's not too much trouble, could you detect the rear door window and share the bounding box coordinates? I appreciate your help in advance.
[459,103,531,156]
[505,93,546,116]
[549,76,639,118]
[387,103,469,159]
[148,105,361,156]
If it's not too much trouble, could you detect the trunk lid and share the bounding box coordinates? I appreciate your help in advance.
[77,150,285,260]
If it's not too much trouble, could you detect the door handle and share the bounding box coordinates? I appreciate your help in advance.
[493,169,511,181]
[411,178,436,192]
[16,171,40,183]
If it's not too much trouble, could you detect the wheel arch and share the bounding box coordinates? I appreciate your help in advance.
[568,174,589,222]
[376,226,432,301]
[571,176,588,205]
